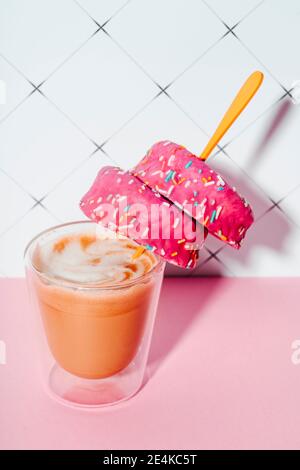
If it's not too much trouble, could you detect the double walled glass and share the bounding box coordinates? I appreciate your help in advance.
[24,221,165,408]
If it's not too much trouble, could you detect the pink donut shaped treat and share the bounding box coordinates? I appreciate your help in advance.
[132,141,254,248]
[80,166,207,268]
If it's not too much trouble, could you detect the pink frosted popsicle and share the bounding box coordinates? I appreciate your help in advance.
[80,166,206,268]
[132,141,254,248]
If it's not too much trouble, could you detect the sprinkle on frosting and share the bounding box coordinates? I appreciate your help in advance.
[168,154,175,166]
[185,160,193,169]
[216,206,223,220]
[145,244,155,251]
[210,210,217,223]
[165,170,175,182]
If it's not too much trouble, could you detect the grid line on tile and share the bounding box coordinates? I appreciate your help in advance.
[200,1,292,99]
[32,28,99,91]
[218,90,293,154]
[228,33,292,97]
[187,246,236,277]
[74,0,132,29]
[202,0,266,31]
[36,148,116,204]
[0,168,37,208]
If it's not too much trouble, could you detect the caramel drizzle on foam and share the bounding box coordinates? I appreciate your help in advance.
[51,234,155,282]
[53,236,72,253]
[53,235,97,253]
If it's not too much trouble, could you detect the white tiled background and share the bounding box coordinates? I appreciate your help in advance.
[0,0,300,277]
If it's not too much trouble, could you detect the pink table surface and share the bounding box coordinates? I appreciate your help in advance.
[0,277,300,450]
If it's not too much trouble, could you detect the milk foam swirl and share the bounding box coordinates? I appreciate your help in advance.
[34,233,157,285]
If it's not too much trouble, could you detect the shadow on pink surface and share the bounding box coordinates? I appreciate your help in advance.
[147,277,224,378]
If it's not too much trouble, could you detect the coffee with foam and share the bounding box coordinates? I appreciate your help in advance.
[28,223,163,380]
[33,232,157,286]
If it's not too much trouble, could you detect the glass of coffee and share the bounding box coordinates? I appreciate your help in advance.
[24,221,165,407]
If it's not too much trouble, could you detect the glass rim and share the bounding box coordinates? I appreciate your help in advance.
[24,220,165,290]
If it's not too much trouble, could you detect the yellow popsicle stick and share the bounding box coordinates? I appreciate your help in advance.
[199,71,264,161]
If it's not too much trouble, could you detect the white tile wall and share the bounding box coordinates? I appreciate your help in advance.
[0,0,299,277]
